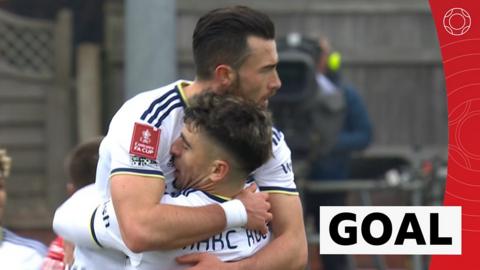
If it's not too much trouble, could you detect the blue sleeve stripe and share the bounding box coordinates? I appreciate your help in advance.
[259,186,298,194]
[110,168,164,178]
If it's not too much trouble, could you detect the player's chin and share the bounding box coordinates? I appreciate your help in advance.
[263,99,269,108]
[174,173,189,189]
[257,99,268,109]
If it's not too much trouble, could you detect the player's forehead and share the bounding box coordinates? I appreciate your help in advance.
[182,123,216,150]
[244,36,278,62]
[181,124,201,143]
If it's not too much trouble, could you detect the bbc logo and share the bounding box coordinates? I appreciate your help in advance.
[319,206,461,254]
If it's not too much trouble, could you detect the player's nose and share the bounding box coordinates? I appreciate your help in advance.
[268,71,281,96]
[170,138,182,156]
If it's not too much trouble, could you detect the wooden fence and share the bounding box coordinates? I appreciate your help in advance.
[0,9,73,228]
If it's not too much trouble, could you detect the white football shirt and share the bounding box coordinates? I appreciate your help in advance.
[95,80,297,197]
[60,79,297,269]
[0,228,47,270]
[72,188,271,270]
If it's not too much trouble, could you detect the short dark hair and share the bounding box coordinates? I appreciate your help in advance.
[184,92,272,173]
[65,137,102,189]
[193,6,275,80]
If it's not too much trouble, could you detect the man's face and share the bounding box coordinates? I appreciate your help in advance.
[170,125,215,189]
[0,177,6,225]
[230,36,282,108]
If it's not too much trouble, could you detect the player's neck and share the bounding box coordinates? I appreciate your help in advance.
[183,79,216,101]
[210,176,244,199]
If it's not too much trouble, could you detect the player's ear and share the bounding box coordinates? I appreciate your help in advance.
[214,64,236,89]
[210,160,229,183]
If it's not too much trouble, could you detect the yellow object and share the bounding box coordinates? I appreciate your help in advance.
[328,51,342,72]
[0,149,11,178]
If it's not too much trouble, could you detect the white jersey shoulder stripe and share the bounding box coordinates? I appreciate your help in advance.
[153,102,184,128]
[140,88,177,120]
[139,86,187,128]
[145,91,180,124]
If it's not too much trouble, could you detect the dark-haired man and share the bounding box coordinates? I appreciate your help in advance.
[66,93,274,269]
[55,6,307,270]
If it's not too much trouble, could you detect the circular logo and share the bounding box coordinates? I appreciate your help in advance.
[443,8,471,36]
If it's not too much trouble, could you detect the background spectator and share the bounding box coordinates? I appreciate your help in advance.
[0,149,48,270]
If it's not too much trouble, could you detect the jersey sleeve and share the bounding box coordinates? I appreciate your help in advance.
[252,128,298,195]
[53,184,103,249]
[105,97,167,180]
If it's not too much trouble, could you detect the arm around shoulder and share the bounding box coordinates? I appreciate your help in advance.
[110,174,227,252]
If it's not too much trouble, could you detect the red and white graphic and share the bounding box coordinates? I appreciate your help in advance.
[140,129,152,144]
[130,123,160,160]
[443,8,471,36]
[429,0,480,268]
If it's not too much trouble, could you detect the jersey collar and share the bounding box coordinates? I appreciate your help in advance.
[176,80,191,107]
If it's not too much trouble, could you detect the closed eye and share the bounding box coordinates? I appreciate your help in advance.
[180,133,191,150]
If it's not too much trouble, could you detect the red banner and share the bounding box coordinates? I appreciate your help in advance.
[429,0,480,269]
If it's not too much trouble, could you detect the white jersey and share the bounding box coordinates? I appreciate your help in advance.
[95,80,297,199]
[72,189,270,270]
[57,80,296,269]
[0,228,47,270]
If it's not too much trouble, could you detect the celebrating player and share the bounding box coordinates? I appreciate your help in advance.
[54,6,307,270]
[64,92,273,269]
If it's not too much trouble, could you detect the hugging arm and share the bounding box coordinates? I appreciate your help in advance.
[177,193,308,270]
[111,174,271,252]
